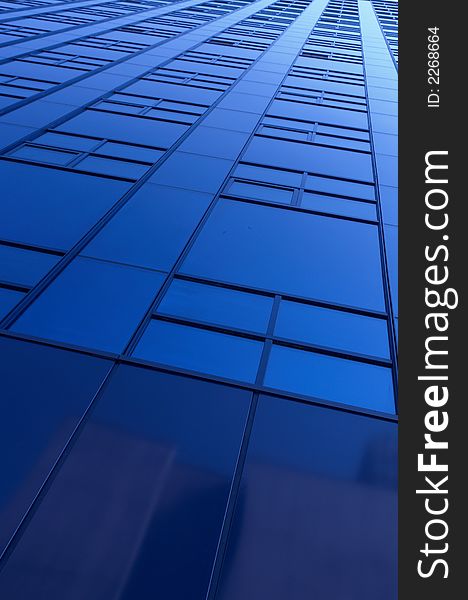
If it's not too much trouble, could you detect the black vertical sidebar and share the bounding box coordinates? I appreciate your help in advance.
[399,1,465,598]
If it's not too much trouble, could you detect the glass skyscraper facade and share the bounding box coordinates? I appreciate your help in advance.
[0,0,398,598]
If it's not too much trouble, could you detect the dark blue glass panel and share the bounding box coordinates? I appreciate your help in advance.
[78,156,150,179]
[98,142,163,163]
[243,137,374,182]
[301,192,376,220]
[180,127,250,160]
[233,163,303,188]
[0,366,251,600]
[0,288,25,319]
[264,345,395,413]
[134,319,263,382]
[126,80,222,105]
[35,132,99,151]
[9,145,78,166]
[275,300,390,359]
[83,184,211,271]
[218,92,269,114]
[227,180,294,205]
[181,199,385,311]
[0,161,130,250]
[0,245,60,287]
[269,99,369,130]
[56,110,188,149]
[157,279,273,333]
[305,174,375,201]
[12,257,165,352]
[203,108,262,132]
[214,395,397,600]
[0,337,111,554]
[149,152,232,194]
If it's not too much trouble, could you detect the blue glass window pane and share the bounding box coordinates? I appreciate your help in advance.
[319,124,370,141]
[0,162,130,250]
[134,320,263,382]
[35,132,99,151]
[181,199,385,312]
[57,110,188,148]
[12,257,165,352]
[305,174,375,201]
[0,287,25,319]
[180,127,250,160]
[9,145,78,166]
[373,132,398,157]
[0,337,111,554]
[275,300,390,359]
[215,395,397,600]
[261,126,309,141]
[301,192,376,220]
[84,184,211,271]
[314,134,370,152]
[202,108,261,132]
[385,224,398,317]
[0,245,60,287]
[127,79,222,105]
[264,345,395,413]
[78,155,149,179]
[98,142,163,163]
[227,180,293,205]
[270,99,369,130]
[158,279,273,333]
[243,137,374,182]
[149,152,232,194]
[380,186,398,226]
[233,163,303,188]
[0,365,251,600]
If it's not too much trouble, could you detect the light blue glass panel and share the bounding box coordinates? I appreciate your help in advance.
[301,192,376,220]
[275,300,390,359]
[264,345,395,413]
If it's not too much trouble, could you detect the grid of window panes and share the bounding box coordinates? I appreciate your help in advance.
[370,0,397,63]
[0,0,397,416]
[0,1,398,598]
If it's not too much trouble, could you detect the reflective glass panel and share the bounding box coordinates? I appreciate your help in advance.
[264,344,395,413]
[134,320,263,382]
[215,395,397,600]
[275,300,390,359]
[12,257,165,352]
[84,184,211,272]
[0,245,60,287]
[0,365,251,600]
[157,279,273,333]
[0,161,130,250]
[0,338,111,553]
[181,199,385,311]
